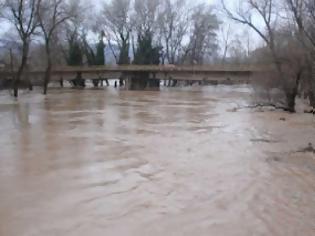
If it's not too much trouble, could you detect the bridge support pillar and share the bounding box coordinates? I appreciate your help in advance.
[60,77,64,87]
[127,72,160,91]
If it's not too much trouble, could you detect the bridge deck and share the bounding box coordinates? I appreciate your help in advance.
[0,64,272,74]
[0,64,273,83]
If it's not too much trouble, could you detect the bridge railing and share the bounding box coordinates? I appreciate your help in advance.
[1,64,273,72]
[0,64,275,80]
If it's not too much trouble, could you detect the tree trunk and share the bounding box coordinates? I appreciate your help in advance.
[285,91,297,113]
[129,73,148,90]
[310,54,315,108]
[14,42,29,98]
[60,77,64,87]
[43,42,52,95]
[271,57,299,112]
[119,78,124,87]
[285,71,303,113]
[309,91,315,108]
[14,61,26,97]
[13,69,22,98]
[43,62,51,95]
[92,79,100,87]
[172,80,178,87]
[129,72,160,90]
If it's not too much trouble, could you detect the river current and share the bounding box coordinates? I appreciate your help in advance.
[0,86,315,235]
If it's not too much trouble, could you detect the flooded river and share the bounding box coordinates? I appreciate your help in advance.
[0,86,315,235]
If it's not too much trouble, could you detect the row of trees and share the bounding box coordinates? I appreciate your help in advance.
[0,0,221,96]
[1,0,315,112]
[222,0,315,112]
[100,0,220,65]
[0,0,80,96]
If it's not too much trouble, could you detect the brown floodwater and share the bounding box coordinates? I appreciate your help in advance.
[0,86,315,236]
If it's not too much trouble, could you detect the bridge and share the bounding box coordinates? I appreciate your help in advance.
[0,64,272,87]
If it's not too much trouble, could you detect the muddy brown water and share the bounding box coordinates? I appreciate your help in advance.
[0,86,315,236]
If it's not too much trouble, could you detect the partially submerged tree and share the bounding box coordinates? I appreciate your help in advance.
[131,30,162,90]
[222,0,306,112]
[133,32,161,65]
[57,0,90,88]
[82,31,109,87]
[129,0,161,90]
[64,29,85,87]
[37,0,74,94]
[157,0,189,86]
[3,0,40,97]
[101,0,131,65]
[99,0,131,86]
[285,0,315,108]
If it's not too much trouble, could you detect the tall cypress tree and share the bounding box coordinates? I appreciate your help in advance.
[66,31,84,87]
[95,39,105,65]
[95,31,106,65]
[67,36,83,66]
[82,31,108,87]
[134,31,161,65]
[131,30,162,90]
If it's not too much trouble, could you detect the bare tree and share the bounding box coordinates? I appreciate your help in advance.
[99,0,132,65]
[222,0,304,112]
[157,0,189,65]
[3,0,40,97]
[133,0,160,36]
[182,3,219,65]
[285,0,315,108]
[222,0,278,63]
[97,0,133,87]
[131,0,161,55]
[156,0,189,86]
[128,0,162,89]
[220,24,231,64]
[229,35,247,64]
[286,0,315,47]
[242,29,251,59]
[37,0,73,94]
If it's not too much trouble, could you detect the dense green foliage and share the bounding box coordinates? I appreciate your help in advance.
[129,30,162,90]
[66,32,83,66]
[95,39,105,65]
[133,31,161,65]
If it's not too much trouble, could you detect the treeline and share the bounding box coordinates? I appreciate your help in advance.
[0,0,315,113]
[0,0,220,96]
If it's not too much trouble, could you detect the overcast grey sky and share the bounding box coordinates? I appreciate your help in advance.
[0,0,263,53]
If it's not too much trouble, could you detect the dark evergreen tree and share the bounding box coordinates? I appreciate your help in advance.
[95,38,105,65]
[65,31,85,87]
[68,41,83,66]
[130,30,162,90]
[133,31,161,65]
[82,31,109,87]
